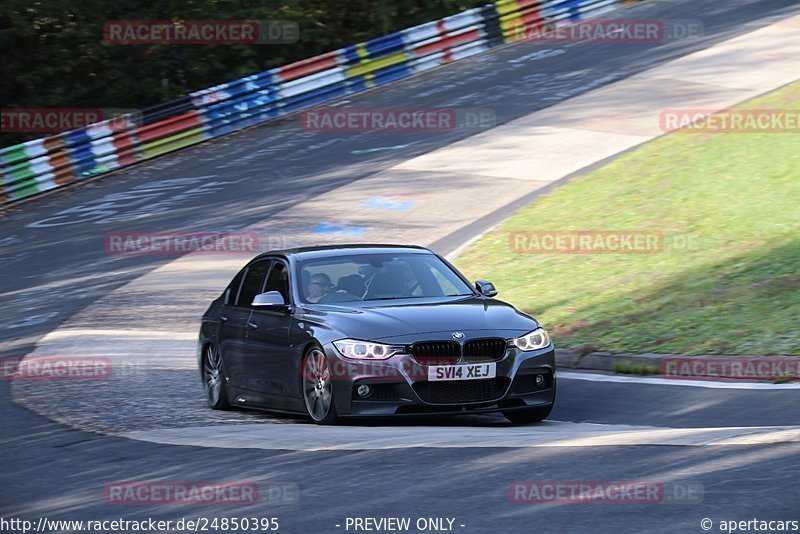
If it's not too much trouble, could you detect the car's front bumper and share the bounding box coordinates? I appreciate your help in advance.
[322,339,556,417]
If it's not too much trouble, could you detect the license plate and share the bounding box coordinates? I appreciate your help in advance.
[428,363,496,381]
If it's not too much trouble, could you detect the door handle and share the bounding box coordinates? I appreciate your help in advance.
[246,322,258,330]
[220,315,228,323]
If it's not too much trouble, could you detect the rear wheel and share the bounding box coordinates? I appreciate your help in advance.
[203,344,230,410]
[503,404,552,424]
[302,345,340,425]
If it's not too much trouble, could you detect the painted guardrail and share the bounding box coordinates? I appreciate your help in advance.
[1,0,633,206]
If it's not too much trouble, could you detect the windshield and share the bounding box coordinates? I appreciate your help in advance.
[297,252,474,304]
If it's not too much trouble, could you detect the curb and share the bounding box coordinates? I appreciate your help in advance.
[555,349,800,381]
[556,348,660,373]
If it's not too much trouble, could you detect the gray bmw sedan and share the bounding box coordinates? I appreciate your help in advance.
[199,245,555,424]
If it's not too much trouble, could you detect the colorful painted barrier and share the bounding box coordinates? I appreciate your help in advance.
[1,0,639,206]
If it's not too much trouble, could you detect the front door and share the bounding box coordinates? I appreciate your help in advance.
[245,260,294,407]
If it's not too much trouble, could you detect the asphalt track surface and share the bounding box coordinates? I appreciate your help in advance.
[2,0,800,532]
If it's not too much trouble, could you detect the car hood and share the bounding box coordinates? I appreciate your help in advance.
[301,296,539,341]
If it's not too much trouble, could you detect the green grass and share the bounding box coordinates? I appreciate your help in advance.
[611,361,661,376]
[458,82,800,356]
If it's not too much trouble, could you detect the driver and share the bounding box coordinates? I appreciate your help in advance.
[307,273,333,303]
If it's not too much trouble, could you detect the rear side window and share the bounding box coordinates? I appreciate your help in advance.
[236,260,271,307]
[223,267,247,305]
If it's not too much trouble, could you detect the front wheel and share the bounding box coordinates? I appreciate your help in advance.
[203,344,230,410]
[302,345,340,425]
[503,404,552,424]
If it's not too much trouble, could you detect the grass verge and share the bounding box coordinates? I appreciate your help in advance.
[458,82,800,356]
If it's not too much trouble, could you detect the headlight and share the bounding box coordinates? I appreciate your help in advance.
[333,339,403,360]
[510,328,551,351]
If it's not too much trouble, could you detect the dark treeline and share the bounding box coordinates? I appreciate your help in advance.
[0,0,485,146]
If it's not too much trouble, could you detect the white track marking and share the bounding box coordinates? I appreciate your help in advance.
[558,371,800,390]
[119,421,800,450]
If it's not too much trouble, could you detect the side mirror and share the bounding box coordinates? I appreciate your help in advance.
[252,291,287,308]
[475,280,498,297]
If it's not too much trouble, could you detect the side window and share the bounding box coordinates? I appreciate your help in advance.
[264,261,290,303]
[236,260,271,307]
[223,267,247,305]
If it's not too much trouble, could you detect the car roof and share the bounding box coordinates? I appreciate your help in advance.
[254,244,433,262]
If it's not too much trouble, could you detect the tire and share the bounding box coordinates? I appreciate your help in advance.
[301,344,340,425]
[202,343,231,410]
[503,403,552,424]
